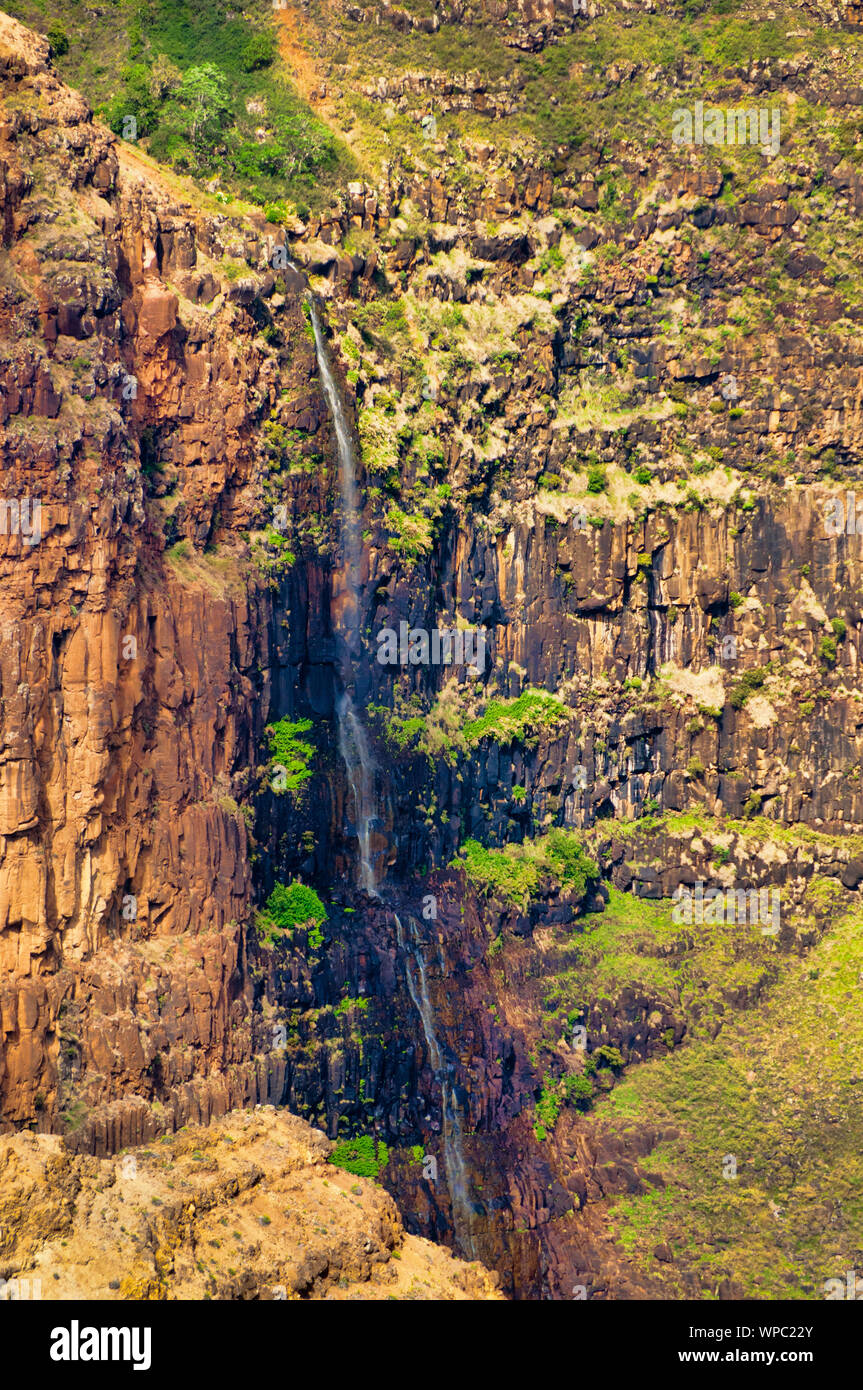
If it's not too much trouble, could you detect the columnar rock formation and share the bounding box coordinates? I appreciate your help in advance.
[3,1,863,1300]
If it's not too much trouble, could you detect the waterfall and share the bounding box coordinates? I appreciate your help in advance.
[395,913,478,1259]
[306,297,478,1258]
[336,691,377,898]
[307,298,362,593]
[307,297,378,896]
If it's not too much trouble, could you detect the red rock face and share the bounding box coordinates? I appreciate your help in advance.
[0,11,322,1138]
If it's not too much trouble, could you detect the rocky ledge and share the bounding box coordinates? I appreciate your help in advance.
[0,1105,501,1300]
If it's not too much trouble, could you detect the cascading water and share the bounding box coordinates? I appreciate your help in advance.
[307,296,378,896]
[395,913,478,1259]
[308,293,478,1257]
[336,692,377,898]
[307,298,362,586]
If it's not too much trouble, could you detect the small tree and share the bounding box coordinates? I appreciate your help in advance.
[149,53,182,104]
[173,65,233,156]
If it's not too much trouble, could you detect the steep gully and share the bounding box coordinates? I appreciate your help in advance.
[306,294,479,1261]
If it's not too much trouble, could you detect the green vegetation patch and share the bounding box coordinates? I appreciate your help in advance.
[16,0,348,209]
[370,680,570,765]
[334,995,370,1016]
[534,1081,562,1141]
[594,808,863,859]
[255,881,327,948]
[729,666,767,710]
[598,899,863,1298]
[463,687,569,746]
[328,1134,390,1179]
[536,884,789,1061]
[267,717,315,792]
[452,829,598,908]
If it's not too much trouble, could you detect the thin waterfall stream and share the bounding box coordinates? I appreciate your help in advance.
[308,293,478,1257]
[395,913,478,1259]
[335,692,377,898]
[307,296,378,897]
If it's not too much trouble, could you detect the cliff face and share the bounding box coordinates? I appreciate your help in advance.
[4,0,863,1302]
[0,12,306,1135]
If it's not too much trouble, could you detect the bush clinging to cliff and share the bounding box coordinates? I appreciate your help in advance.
[267,717,315,791]
[255,882,327,948]
[453,830,598,908]
[463,687,569,747]
[329,1134,389,1179]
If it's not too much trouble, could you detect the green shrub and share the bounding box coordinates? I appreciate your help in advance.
[540,244,565,273]
[268,882,325,929]
[255,882,326,947]
[241,34,276,71]
[586,464,608,494]
[267,717,314,791]
[729,667,766,710]
[329,1135,389,1178]
[46,23,69,56]
[594,1045,625,1070]
[564,1073,593,1108]
[534,1082,561,1140]
[456,839,538,904]
[334,995,370,1016]
[463,688,568,746]
[385,505,435,560]
[452,830,598,907]
[542,830,600,897]
[368,707,427,752]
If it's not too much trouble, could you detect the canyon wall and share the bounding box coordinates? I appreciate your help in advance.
[4,2,863,1299]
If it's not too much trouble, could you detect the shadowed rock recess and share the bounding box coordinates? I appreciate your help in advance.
[2,0,863,1300]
